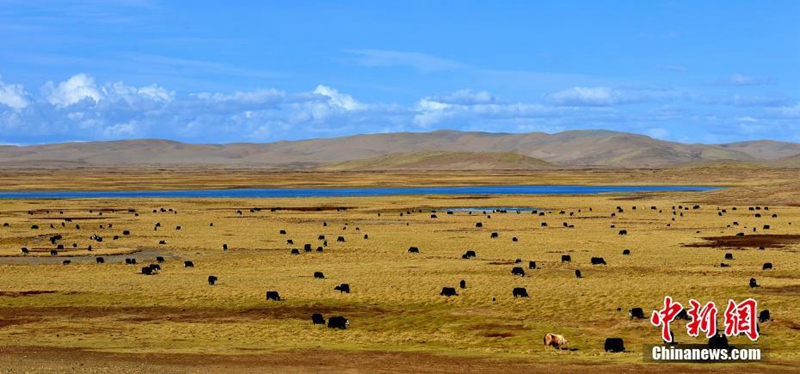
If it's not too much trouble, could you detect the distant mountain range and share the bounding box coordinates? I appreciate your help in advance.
[2,130,800,169]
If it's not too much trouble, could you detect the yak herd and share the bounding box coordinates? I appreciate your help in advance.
[3,202,781,353]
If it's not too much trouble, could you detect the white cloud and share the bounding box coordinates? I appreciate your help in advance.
[737,122,770,135]
[0,78,29,109]
[313,85,365,111]
[731,74,756,85]
[429,89,496,105]
[102,121,138,138]
[645,128,670,140]
[717,73,771,87]
[344,49,468,73]
[103,82,174,104]
[546,86,639,106]
[413,89,574,127]
[42,73,102,107]
[1,72,796,144]
[777,103,800,118]
[42,74,175,108]
[194,89,284,104]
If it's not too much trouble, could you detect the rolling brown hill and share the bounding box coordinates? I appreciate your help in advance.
[767,154,800,168]
[320,151,556,171]
[0,130,797,169]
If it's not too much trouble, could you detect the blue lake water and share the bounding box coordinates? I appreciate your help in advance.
[0,185,718,199]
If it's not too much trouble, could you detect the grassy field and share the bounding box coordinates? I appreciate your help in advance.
[0,170,799,372]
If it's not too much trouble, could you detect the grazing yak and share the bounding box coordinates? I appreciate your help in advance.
[327,316,349,329]
[759,310,771,323]
[265,291,282,301]
[561,255,571,263]
[629,308,646,320]
[337,236,346,243]
[314,271,325,279]
[158,240,167,245]
[675,309,690,320]
[222,244,228,251]
[543,333,568,349]
[312,313,326,325]
[763,263,773,270]
[591,257,607,265]
[490,232,499,239]
[125,258,137,265]
[475,222,483,228]
[618,230,628,236]
[511,267,525,277]
[96,257,104,264]
[141,266,154,275]
[286,239,294,245]
[575,269,582,278]
[184,261,194,268]
[291,249,300,255]
[21,248,29,255]
[720,263,731,268]
[512,287,529,298]
[62,260,71,265]
[408,247,420,253]
[725,253,734,260]
[440,287,458,297]
[334,284,351,293]
[459,280,466,289]
[304,244,312,252]
[528,261,537,269]
[156,256,165,263]
[622,249,630,255]
[463,250,476,259]
[208,275,218,285]
[708,333,729,349]
[280,230,287,235]
[604,338,625,352]
[749,278,760,288]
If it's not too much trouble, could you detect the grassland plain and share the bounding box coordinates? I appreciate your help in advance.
[0,170,799,372]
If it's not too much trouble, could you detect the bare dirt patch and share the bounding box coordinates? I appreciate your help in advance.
[0,290,57,297]
[684,234,800,249]
[756,285,800,297]
[0,305,388,325]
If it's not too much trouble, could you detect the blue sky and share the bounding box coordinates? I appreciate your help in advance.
[0,0,798,144]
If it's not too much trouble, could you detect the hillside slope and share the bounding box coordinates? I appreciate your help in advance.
[0,130,796,169]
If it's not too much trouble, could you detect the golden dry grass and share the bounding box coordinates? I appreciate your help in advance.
[0,169,799,372]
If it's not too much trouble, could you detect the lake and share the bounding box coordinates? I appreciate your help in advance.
[0,185,718,199]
